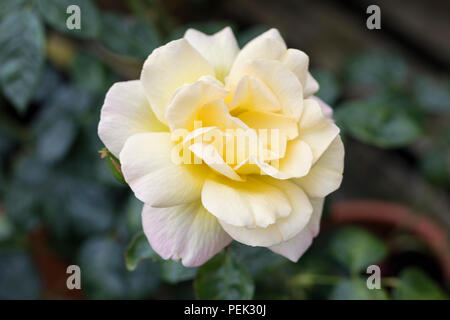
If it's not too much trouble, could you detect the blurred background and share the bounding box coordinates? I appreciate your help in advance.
[0,0,449,299]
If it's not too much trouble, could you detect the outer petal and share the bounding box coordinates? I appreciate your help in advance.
[304,72,319,98]
[98,80,167,157]
[269,197,324,261]
[202,175,292,229]
[142,202,232,267]
[217,178,313,247]
[120,132,208,207]
[312,96,334,119]
[229,28,286,77]
[298,98,340,163]
[184,27,239,82]
[294,135,345,198]
[281,49,309,88]
[280,49,319,98]
[140,39,215,124]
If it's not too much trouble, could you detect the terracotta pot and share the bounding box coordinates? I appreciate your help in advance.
[328,200,450,283]
[29,229,84,300]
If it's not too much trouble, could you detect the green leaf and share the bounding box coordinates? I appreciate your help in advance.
[36,0,100,38]
[70,52,108,93]
[231,242,286,278]
[100,12,160,60]
[35,116,77,163]
[162,260,197,284]
[330,227,387,274]
[79,237,161,299]
[0,214,14,242]
[64,179,114,236]
[195,250,254,300]
[413,76,450,114]
[4,181,41,231]
[329,278,388,300]
[125,232,160,271]
[0,248,42,299]
[393,268,447,300]
[0,0,28,19]
[32,66,62,104]
[335,100,422,148]
[125,196,144,236]
[0,8,44,113]
[344,53,408,92]
[420,149,450,187]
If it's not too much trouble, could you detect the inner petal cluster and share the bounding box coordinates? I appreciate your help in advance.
[166,62,312,184]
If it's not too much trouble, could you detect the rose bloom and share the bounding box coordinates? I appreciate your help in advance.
[98,27,344,266]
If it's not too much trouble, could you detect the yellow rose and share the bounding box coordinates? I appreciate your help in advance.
[98,27,344,266]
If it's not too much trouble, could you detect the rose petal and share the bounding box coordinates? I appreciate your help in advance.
[142,202,232,267]
[98,80,167,157]
[303,72,320,98]
[141,39,215,124]
[281,48,309,89]
[184,27,239,82]
[189,142,244,181]
[230,59,303,121]
[311,96,334,119]
[298,98,340,163]
[254,139,313,179]
[165,76,228,130]
[120,132,208,207]
[229,28,286,77]
[227,75,281,113]
[269,197,324,261]
[294,135,344,198]
[202,175,292,229]
[216,177,313,247]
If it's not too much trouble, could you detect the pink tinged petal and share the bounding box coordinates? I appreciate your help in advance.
[269,228,313,262]
[294,135,345,198]
[98,80,167,157]
[298,98,340,163]
[311,96,334,119]
[140,39,215,125]
[269,198,324,262]
[142,202,232,267]
[213,178,313,247]
[184,27,239,82]
[120,132,208,207]
[202,175,292,229]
